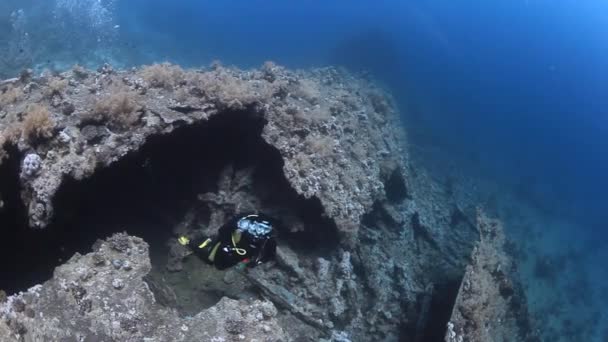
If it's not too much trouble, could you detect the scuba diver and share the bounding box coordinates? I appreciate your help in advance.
[178,213,277,270]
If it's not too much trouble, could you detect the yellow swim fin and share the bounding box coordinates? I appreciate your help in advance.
[198,238,212,249]
[178,236,190,246]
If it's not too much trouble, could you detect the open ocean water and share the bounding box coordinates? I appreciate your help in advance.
[1,0,606,340]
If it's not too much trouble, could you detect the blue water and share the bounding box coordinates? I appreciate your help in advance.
[1,0,607,339]
[120,0,608,237]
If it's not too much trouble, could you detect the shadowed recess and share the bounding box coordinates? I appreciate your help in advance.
[0,109,339,294]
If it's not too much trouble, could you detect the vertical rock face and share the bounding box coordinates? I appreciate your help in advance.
[445,210,537,342]
[0,63,536,341]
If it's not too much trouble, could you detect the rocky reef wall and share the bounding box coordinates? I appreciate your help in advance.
[0,62,399,237]
[0,62,534,341]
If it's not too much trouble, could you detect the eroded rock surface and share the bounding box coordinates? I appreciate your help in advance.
[445,210,537,342]
[0,63,405,242]
[0,233,287,342]
[0,63,537,341]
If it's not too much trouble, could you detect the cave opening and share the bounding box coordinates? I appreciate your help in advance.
[384,167,409,203]
[0,108,339,295]
[0,143,45,294]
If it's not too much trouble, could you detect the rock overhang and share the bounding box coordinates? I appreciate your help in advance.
[0,62,409,243]
[0,62,540,342]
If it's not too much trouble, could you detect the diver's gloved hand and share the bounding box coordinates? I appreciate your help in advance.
[178,236,190,246]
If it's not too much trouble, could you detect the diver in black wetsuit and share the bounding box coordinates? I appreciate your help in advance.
[178,213,277,270]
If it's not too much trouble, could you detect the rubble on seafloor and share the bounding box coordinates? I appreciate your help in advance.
[0,62,536,341]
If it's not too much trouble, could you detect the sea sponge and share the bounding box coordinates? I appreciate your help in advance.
[191,68,259,108]
[44,77,69,98]
[140,63,185,90]
[0,85,23,107]
[21,153,42,178]
[22,104,55,144]
[1,124,24,146]
[72,64,88,79]
[92,92,139,130]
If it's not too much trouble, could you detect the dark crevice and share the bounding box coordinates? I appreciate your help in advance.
[418,278,462,341]
[411,212,439,251]
[361,201,399,231]
[0,144,45,294]
[398,280,463,342]
[385,167,409,203]
[450,208,467,228]
[450,207,478,235]
[168,105,202,114]
[1,108,339,294]
[278,196,340,254]
[399,277,463,342]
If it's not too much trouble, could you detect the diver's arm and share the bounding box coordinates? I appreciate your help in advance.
[216,219,237,241]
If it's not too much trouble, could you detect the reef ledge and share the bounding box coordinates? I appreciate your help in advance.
[0,63,536,341]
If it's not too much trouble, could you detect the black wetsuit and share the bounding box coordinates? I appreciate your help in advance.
[187,214,277,270]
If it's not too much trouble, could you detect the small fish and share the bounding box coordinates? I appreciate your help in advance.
[114,25,120,29]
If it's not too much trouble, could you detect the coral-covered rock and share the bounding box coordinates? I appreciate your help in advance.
[0,63,537,341]
[0,63,406,237]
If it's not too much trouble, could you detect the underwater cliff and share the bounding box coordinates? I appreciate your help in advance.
[0,62,536,341]
[1,1,607,341]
